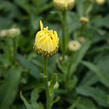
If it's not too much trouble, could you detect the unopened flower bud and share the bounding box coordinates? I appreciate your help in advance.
[0,28,21,38]
[96,0,105,5]
[53,0,75,10]
[80,17,89,25]
[34,20,59,57]
[8,28,21,38]
[79,37,86,43]
[54,82,59,89]
[48,81,59,89]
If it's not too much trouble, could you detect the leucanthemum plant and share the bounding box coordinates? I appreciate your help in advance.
[0,28,21,65]
[34,20,59,109]
[53,0,75,61]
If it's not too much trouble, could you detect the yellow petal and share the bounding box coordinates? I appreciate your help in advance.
[40,20,43,30]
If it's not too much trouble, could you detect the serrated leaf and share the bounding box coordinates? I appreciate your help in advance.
[16,54,41,79]
[79,72,98,86]
[81,61,109,88]
[20,92,32,109]
[31,88,42,103]
[76,97,96,109]
[76,86,109,107]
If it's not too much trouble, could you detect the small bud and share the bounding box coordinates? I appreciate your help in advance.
[54,82,59,89]
[8,28,21,38]
[96,0,105,5]
[59,55,68,61]
[68,40,81,51]
[48,81,59,89]
[80,17,89,25]
[0,28,21,38]
[53,0,75,10]
[79,37,86,43]
[0,30,8,38]
[48,81,51,87]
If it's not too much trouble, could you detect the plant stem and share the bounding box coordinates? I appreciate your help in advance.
[66,52,74,83]
[13,37,17,64]
[62,10,67,61]
[43,57,50,109]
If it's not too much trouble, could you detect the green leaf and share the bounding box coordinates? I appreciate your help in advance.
[20,92,32,109]
[93,15,109,28]
[31,88,42,104]
[20,89,43,109]
[76,0,92,17]
[79,72,98,86]
[67,12,81,33]
[17,54,41,79]
[96,55,109,74]
[49,74,57,90]
[0,17,13,29]
[48,54,59,74]
[68,97,80,109]
[30,16,41,32]
[76,86,109,107]
[76,97,96,109]
[88,45,109,54]
[67,76,78,90]
[14,0,32,15]
[0,67,21,109]
[51,96,60,105]
[38,2,53,14]
[81,61,109,88]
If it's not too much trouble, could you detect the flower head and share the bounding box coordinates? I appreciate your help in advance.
[68,40,81,51]
[34,20,59,57]
[80,17,89,25]
[53,0,75,10]
[96,0,105,5]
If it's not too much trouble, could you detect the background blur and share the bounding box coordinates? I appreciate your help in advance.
[0,0,109,109]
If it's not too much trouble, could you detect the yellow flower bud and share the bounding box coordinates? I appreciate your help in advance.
[53,0,75,10]
[96,0,105,5]
[34,20,59,57]
[80,17,89,25]
[68,40,81,51]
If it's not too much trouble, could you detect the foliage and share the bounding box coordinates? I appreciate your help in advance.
[0,0,109,109]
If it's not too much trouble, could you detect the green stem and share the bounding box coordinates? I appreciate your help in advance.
[6,38,13,65]
[13,37,17,64]
[66,52,75,83]
[43,57,50,109]
[62,10,67,61]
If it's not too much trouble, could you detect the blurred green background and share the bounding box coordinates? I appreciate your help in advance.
[0,0,109,109]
